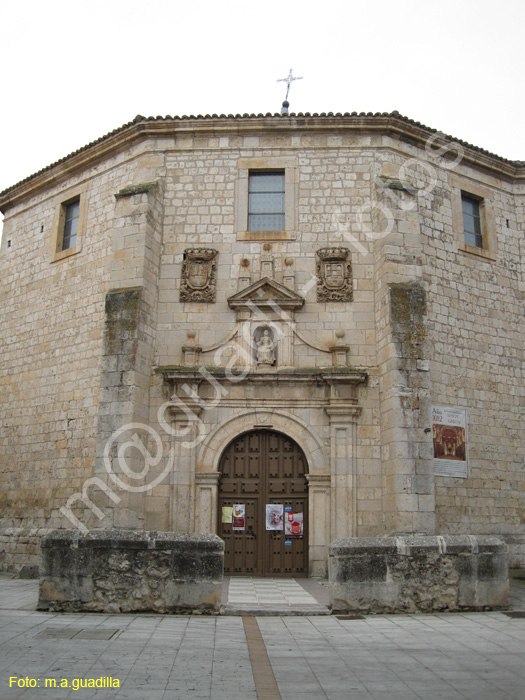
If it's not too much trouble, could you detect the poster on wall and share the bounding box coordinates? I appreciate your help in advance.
[266,504,283,530]
[432,405,468,478]
[232,504,245,530]
[284,512,304,537]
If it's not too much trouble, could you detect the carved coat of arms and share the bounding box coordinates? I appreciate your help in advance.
[316,248,353,302]
[180,249,218,302]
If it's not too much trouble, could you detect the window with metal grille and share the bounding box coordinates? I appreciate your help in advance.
[62,199,80,250]
[462,194,483,248]
[248,172,285,231]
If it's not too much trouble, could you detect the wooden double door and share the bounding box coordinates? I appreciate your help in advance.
[218,430,308,577]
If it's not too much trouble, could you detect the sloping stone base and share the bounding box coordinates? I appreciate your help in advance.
[38,530,224,614]
[329,535,509,614]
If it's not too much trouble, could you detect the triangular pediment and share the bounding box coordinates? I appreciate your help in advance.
[228,277,305,310]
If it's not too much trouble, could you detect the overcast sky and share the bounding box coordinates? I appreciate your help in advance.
[1,0,523,200]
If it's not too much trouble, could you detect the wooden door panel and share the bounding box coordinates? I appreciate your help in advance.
[267,455,281,478]
[268,479,286,494]
[220,497,260,575]
[266,496,307,576]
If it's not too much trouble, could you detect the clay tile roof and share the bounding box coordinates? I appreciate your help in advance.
[0,111,523,200]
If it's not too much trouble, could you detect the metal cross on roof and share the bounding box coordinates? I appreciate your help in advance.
[277,68,303,102]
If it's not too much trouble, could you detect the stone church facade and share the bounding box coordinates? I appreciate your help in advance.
[0,112,523,578]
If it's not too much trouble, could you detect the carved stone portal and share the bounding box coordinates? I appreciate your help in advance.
[316,248,353,302]
[180,248,218,303]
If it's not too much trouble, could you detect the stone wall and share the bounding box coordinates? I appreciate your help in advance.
[38,530,224,614]
[0,114,523,572]
[0,528,53,575]
[419,161,524,548]
[504,534,525,569]
[329,535,509,613]
[0,147,140,537]
[147,139,385,542]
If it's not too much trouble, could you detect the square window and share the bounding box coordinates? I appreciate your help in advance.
[62,199,80,250]
[248,171,285,231]
[461,193,482,248]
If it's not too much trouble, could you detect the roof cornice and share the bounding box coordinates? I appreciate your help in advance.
[1,112,524,213]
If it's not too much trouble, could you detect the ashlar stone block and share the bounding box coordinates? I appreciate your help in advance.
[329,535,508,614]
[38,529,224,614]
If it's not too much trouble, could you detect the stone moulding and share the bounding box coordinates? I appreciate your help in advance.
[38,530,224,614]
[2,113,523,214]
[377,175,418,194]
[161,367,367,381]
[161,367,368,404]
[114,182,158,198]
[329,535,509,614]
[227,276,305,313]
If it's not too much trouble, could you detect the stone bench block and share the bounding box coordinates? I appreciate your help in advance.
[329,535,509,614]
[38,529,224,614]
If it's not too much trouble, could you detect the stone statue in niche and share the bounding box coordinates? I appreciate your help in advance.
[255,328,276,366]
[316,247,353,302]
[180,248,218,303]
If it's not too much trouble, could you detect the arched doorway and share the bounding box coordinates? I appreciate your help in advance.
[218,429,308,577]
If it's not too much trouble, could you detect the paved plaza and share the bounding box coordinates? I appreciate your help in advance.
[0,574,524,700]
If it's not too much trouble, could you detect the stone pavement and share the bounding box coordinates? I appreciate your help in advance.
[222,576,330,615]
[0,574,524,700]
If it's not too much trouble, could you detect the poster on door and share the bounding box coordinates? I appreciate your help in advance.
[266,504,283,530]
[432,405,468,478]
[232,504,245,530]
[284,511,304,537]
[221,506,233,524]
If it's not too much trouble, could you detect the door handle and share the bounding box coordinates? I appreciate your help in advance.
[247,525,256,539]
